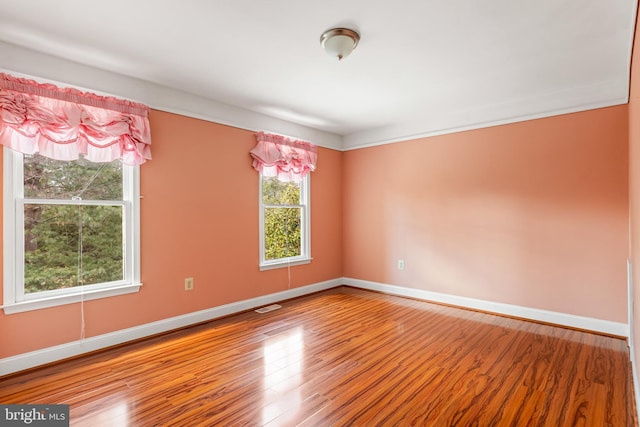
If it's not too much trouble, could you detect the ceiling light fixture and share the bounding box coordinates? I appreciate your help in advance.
[320,28,360,61]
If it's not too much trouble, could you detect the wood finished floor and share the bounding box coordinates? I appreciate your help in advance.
[0,286,636,426]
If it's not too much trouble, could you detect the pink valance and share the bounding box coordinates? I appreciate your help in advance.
[250,132,317,182]
[0,73,151,166]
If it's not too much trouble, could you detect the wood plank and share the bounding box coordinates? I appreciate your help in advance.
[0,286,635,426]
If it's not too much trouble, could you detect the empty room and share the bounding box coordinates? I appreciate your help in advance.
[1,1,640,425]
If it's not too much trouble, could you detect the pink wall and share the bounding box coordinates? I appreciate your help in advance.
[0,110,343,358]
[629,9,640,383]
[343,106,629,322]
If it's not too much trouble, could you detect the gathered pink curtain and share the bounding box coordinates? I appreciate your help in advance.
[250,131,317,182]
[0,73,151,166]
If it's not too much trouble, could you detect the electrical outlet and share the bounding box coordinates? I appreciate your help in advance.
[398,260,405,270]
[184,277,194,291]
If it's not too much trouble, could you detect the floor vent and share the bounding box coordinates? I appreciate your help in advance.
[255,304,282,314]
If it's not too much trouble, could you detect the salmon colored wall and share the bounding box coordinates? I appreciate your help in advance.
[629,9,640,382]
[0,110,343,358]
[343,106,629,322]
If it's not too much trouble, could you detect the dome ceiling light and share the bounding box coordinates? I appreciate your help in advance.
[320,28,360,61]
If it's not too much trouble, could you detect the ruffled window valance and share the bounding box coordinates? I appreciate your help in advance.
[0,73,151,166]
[250,131,317,182]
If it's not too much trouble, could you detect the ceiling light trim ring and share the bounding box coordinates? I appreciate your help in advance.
[320,28,360,49]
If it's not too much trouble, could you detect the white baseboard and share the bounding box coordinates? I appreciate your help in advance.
[0,278,341,376]
[343,277,629,337]
[2,276,631,376]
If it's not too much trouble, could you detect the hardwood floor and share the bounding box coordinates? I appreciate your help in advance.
[0,286,636,426]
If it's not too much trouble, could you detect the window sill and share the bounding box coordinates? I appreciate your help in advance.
[259,258,312,271]
[1,283,142,314]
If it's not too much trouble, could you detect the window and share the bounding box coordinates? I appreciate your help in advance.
[3,148,141,314]
[249,131,316,270]
[259,173,310,270]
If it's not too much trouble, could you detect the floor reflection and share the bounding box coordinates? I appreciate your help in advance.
[262,327,304,425]
[72,399,129,427]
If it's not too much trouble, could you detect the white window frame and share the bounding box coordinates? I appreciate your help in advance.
[2,148,142,314]
[259,173,311,271]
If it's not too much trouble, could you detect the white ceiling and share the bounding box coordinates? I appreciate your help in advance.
[0,0,636,150]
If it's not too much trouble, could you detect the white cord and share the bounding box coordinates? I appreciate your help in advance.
[73,162,105,341]
[285,215,292,289]
[75,202,85,340]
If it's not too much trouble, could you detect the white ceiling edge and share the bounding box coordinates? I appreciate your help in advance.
[342,80,630,150]
[0,41,342,151]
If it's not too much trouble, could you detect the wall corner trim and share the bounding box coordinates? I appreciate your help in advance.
[342,277,630,337]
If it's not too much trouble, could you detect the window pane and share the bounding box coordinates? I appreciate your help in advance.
[262,177,300,205]
[264,207,301,260]
[24,204,124,293]
[24,154,123,200]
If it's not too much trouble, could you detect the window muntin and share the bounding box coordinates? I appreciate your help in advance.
[3,149,141,313]
[259,174,310,270]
